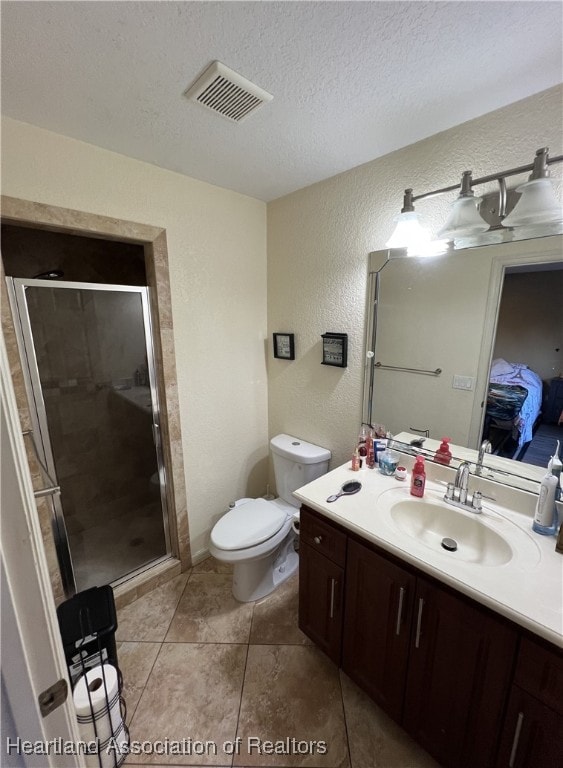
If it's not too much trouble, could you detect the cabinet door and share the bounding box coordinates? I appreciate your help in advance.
[298,541,344,663]
[496,685,563,768]
[342,538,415,721]
[404,578,518,768]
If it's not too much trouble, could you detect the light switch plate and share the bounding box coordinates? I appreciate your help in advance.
[452,374,475,391]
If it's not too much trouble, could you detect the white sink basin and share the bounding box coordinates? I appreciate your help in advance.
[390,500,513,566]
[371,487,541,570]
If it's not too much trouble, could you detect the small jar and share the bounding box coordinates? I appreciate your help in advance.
[394,466,407,481]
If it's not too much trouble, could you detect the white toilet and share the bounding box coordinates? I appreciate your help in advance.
[209,434,331,602]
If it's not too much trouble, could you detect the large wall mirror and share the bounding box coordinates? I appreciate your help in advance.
[363,234,563,492]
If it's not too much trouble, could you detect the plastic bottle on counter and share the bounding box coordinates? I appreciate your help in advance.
[434,437,452,466]
[532,463,559,535]
[351,448,361,472]
[410,455,426,498]
[357,424,368,464]
[366,426,375,469]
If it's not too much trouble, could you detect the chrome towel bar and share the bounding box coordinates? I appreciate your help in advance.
[375,362,442,376]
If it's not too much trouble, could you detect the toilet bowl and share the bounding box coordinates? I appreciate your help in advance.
[209,434,331,602]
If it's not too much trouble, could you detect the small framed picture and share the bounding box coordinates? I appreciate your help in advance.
[273,333,295,360]
[321,333,348,368]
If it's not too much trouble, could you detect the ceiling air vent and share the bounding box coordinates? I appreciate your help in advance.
[184,61,273,123]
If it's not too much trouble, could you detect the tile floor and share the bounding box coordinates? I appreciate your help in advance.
[116,558,439,768]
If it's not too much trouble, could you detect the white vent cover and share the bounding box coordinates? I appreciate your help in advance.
[184,61,273,123]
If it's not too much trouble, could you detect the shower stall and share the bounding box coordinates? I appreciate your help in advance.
[8,277,171,596]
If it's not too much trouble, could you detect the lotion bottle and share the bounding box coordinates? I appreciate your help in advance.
[532,464,558,535]
[410,455,426,498]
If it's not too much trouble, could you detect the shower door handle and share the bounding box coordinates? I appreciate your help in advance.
[23,429,60,496]
[152,423,160,447]
[34,485,61,499]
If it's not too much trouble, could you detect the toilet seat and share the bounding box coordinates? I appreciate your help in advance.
[211,499,287,551]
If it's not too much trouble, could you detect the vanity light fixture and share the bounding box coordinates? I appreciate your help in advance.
[502,148,563,227]
[385,189,431,250]
[436,171,489,240]
[386,147,563,252]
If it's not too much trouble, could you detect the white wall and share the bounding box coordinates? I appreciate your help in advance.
[1,117,268,560]
[267,85,563,471]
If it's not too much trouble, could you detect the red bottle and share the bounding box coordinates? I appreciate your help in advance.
[410,455,426,497]
[434,437,452,466]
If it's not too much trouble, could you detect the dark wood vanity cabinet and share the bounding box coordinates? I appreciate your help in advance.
[496,637,563,767]
[298,508,346,663]
[404,578,517,768]
[298,505,561,768]
[342,538,415,721]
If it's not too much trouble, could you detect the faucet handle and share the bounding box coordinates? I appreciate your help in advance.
[471,490,495,512]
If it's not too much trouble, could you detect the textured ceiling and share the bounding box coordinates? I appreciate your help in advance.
[1,1,562,201]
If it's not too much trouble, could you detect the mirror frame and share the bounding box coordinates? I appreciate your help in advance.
[363,234,563,493]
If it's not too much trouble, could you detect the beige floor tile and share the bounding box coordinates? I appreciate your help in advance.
[234,645,349,767]
[117,574,189,642]
[118,641,161,719]
[249,574,311,646]
[192,556,233,574]
[340,672,440,768]
[165,573,254,643]
[129,642,247,765]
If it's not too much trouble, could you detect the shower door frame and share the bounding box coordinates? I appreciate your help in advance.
[7,277,172,596]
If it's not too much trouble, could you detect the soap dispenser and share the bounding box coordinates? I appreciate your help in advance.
[434,437,452,466]
[410,456,426,498]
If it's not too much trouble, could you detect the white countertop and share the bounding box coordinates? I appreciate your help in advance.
[294,459,563,648]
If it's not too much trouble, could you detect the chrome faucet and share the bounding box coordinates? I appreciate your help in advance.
[444,460,483,513]
[475,439,492,476]
[454,461,470,504]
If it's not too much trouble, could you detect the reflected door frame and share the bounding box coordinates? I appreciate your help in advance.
[468,236,563,449]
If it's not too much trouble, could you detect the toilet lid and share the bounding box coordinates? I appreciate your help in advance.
[211,499,287,551]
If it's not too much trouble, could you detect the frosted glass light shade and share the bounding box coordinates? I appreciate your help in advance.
[436,197,489,241]
[502,178,563,228]
[386,211,431,250]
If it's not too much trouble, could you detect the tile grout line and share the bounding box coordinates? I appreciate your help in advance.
[125,639,163,732]
[230,596,256,768]
[122,570,191,729]
[338,670,354,768]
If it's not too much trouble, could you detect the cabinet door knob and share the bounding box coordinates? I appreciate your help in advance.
[314,535,323,545]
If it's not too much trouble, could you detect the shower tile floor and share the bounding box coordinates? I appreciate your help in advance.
[117,558,439,768]
[70,502,166,590]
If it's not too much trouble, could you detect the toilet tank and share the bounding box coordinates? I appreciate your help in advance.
[270,434,331,508]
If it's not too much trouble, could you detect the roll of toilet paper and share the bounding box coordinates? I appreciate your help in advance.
[292,511,300,534]
[73,664,128,767]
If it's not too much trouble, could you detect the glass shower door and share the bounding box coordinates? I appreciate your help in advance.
[9,279,170,594]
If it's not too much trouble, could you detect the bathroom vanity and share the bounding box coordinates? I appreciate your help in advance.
[294,457,563,768]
